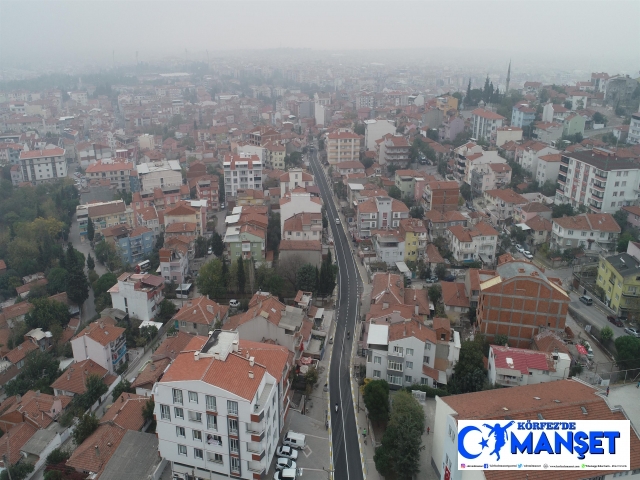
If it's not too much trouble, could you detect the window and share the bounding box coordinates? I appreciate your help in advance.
[374,356,381,364]
[568,230,574,235]
[177,444,187,456]
[207,413,217,430]
[231,457,240,472]
[425,343,431,350]
[393,346,403,356]
[613,192,618,196]
[406,361,414,369]
[228,418,239,435]
[615,181,619,187]
[373,370,381,378]
[180,321,186,327]
[229,438,239,454]
[622,181,627,186]
[193,430,202,442]
[188,391,198,403]
[194,448,203,460]
[406,348,414,356]
[424,356,431,364]
[176,426,185,437]
[211,453,223,463]
[206,433,222,446]
[227,400,238,415]
[387,360,403,371]
[174,407,184,420]
[581,232,586,237]
[405,375,412,383]
[160,404,170,421]
[387,374,402,385]
[188,411,202,423]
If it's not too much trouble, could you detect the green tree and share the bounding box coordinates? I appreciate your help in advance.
[363,379,390,424]
[25,297,70,330]
[86,253,95,271]
[255,264,285,297]
[72,413,99,445]
[87,217,95,242]
[460,183,471,202]
[362,158,374,169]
[618,232,634,253]
[210,232,224,257]
[600,326,614,343]
[435,264,446,280]
[5,350,60,396]
[428,284,442,305]
[388,185,402,200]
[354,124,365,136]
[449,336,487,394]
[194,236,208,258]
[157,299,177,323]
[614,335,640,370]
[267,213,281,253]
[551,203,575,218]
[112,379,135,401]
[46,267,68,295]
[0,462,34,480]
[46,448,70,466]
[296,264,317,293]
[93,273,117,297]
[236,256,246,294]
[66,244,89,307]
[493,334,509,346]
[142,398,155,423]
[197,259,227,300]
[410,206,424,219]
[593,111,607,125]
[74,374,108,411]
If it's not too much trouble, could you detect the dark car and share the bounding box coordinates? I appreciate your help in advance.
[443,275,455,282]
[607,316,623,327]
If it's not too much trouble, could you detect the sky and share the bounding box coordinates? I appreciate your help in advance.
[1,0,639,71]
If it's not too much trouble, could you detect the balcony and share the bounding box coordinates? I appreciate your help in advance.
[247,442,265,458]
[559,165,568,174]
[246,421,265,435]
[557,175,566,185]
[247,461,265,474]
[495,376,522,387]
[590,190,604,199]
[594,171,608,181]
[591,182,605,192]
[561,155,569,165]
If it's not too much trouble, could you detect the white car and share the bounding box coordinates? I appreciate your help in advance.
[276,445,299,460]
[229,299,240,308]
[207,247,213,255]
[523,251,533,259]
[275,458,297,471]
[335,218,341,225]
[515,244,525,253]
[625,327,640,337]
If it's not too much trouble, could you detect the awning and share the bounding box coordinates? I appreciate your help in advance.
[516,223,531,231]
[576,344,588,355]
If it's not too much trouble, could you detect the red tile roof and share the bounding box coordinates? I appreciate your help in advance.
[20,147,65,159]
[0,422,38,465]
[66,423,127,476]
[4,341,38,365]
[100,393,147,431]
[51,359,113,395]
[74,320,125,347]
[441,282,470,308]
[490,344,552,375]
[471,108,506,121]
[172,297,228,326]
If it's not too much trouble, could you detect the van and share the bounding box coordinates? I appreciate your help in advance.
[275,468,297,480]
[579,295,593,306]
[282,431,306,450]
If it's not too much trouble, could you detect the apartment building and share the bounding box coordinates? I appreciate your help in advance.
[511,103,536,128]
[108,272,164,322]
[279,168,314,196]
[335,161,365,176]
[535,153,562,185]
[71,319,127,375]
[372,231,406,266]
[487,345,571,387]
[85,159,134,192]
[513,202,552,224]
[476,258,569,348]
[453,142,504,184]
[379,134,410,167]
[19,147,67,185]
[365,319,439,388]
[364,119,396,151]
[533,121,564,145]
[225,224,266,262]
[159,245,189,285]
[556,149,640,214]
[263,141,285,170]
[515,141,559,176]
[101,225,154,266]
[165,201,207,237]
[223,154,263,199]
[495,126,523,147]
[326,130,360,165]
[154,330,291,480]
[628,110,640,145]
[446,221,499,264]
[195,176,219,212]
[550,213,621,254]
[172,297,229,337]
[482,189,528,225]
[596,251,640,316]
[422,181,460,213]
[137,160,182,192]
[470,163,512,197]
[279,191,323,236]
[424,210,468,238]
[399,218,427,262]
[282,212,322,242]
[82,200,135,237]
[394,170,425,200]
[356,196,410,239]
[470,108,505,144]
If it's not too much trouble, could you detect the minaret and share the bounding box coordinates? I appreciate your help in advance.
[505,60,511,94]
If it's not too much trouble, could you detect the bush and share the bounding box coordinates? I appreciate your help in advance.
[46,447,70,466]
[403,384,449,398]
[363,379,390,424]
[72,413,99,445]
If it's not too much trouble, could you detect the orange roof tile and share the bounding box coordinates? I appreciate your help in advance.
[172,297,228,326]
[74,320,125,347]
[66,423,127,476]
[100,393,147,431]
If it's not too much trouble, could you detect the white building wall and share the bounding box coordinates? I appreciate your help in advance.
[110,281,159,322]
[535,158,561,185]
[139,169,183,191]
[364,120,396,151]
[70,336,112,374]
[280,193,322,236]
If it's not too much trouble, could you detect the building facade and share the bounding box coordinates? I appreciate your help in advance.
[19,147,67,185]
[223,154,263,199]
[108,273,164,322]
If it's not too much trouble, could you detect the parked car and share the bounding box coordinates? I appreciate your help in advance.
[624,327,640,337]
[523,251,533,259]
[275,458,297,472]
[443,275,455,282]
[607,316,624,327]
[515,244,525,253]
[276,446,299,460]
[229,299,240,308]
[207,247,212,255]
[274,469,297,480]
[579,295,593,306]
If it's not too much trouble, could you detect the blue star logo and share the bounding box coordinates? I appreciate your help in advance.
[479,437,489,449]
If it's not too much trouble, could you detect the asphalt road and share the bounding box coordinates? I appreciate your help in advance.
[309,148,364,480]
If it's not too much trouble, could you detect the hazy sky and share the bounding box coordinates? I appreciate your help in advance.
[1,1,639,70]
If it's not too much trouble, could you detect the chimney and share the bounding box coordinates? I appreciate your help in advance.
[95,445,99,456]
[248,371,254,379]
[249,356,255,366]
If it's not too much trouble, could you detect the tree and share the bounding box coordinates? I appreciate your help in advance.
[74,374,108,411]
[197,259,227,300]
[317,250,337,297]
[614,335,640,370]
[25,297,70,330]
[435,264,446,280]
[449,336,487,394]
[94,240,123,271]
[493,334,509,346]
[46,447,70,465]
[593,111,607,125]
[73,413,99,445]
[362,158,374,169]
[194,236,208,258]
[157,299,177,323]
[66,244,89,307]
[460,183,472,202]
[86,253,95,271]
[600,326,614,343]
[112,379,134,401]
[428,284,442,305]
[267,213,281,253]
[284,152,303,170]
[296,264,317,293]
[0,462,34,480]
[142,398,155,423]
[618,232,634,253]
[551,203,575,218]
[93,273,117,297]
[236,256,246,294]
[409,206,424,219]
[210,232,224,257]
[354,124,365,136]
[87,217,95,242]
[46,267,68,295]
[388,185,402,200]
[363,379,390,424]
[140,325,158,343]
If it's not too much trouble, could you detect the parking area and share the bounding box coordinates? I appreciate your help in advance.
[268,410,331,479]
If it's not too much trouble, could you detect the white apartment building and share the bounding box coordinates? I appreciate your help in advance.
[535,153,562,186]
[470,108,505,144]
[372,232,405,266]
[108,272,165,322]
[326,130,360,165]
[550,213,621,254]
[282,212,322,241]
[137,160,182,192]
[446,221,499,264]
[487,345,571,387]
[154,330,290,480]
[365,320,440,388]
[223,154,263,199]
[70,319,127,375]
[364,119,396,151]
[279,168,314,196]
[515,141,559,176]
[356,196,410,239]
[453,142,504,184]
[378,134,410,167]
[279,191,322,236]
[628,111,640,145]
[555,149,640,214]
[19,147,67,185]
